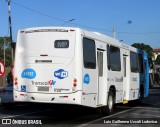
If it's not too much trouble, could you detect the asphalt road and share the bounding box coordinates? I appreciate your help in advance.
[0,89,160,127]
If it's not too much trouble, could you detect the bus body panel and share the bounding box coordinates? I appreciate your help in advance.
[14,27,149,108]
[14,27,82,105]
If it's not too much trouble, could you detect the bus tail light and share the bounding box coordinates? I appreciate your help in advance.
[73,78,77,87]
[63,96,68,98]
[72,78,77,92]
[14,82,18,85]
[14,77,18,85]
[73,83,77,87]
[20,94,24,96]
[70,30,75,32]
[14,77,18,81]
[59,96,68,98]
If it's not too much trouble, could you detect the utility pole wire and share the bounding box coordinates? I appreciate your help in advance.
[11,1,66,22]
[10,1,160,35]
[11,1,112,33]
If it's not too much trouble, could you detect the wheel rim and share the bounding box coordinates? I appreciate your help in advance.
[108,95,113,110]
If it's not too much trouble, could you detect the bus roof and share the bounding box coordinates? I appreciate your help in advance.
[18,26,139,52]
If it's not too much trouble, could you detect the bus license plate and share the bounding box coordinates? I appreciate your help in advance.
[38,87,49,91]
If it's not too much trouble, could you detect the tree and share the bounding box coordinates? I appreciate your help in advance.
[131,43,153,68]
[131,43,153,59]
[0,36,13,67]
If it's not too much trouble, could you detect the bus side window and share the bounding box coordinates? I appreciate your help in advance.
[107,45,110,70]
[130,52,138,73]
[83,38,96,69]
[109,46,121,71]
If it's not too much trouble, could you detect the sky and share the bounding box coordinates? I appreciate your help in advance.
[0,0,160,48]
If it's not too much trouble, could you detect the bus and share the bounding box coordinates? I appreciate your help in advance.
[13,27,149,114]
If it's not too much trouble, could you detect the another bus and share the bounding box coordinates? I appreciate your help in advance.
[13,27,149,114]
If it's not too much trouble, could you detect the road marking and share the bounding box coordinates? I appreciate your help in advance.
[117,106,160,110]
[1,109,53,119]
[77,106,160,127]
[136,109,160,113]
[129,112,160,118]
[136,106,160,110]
[77,107,136,127]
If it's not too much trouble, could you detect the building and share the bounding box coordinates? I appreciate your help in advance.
[152,48,160,61]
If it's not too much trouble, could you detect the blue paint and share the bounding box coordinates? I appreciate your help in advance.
[136,49,149,97]
[21,85,26,92]
[54,69,68,79]
[83,74,90,84]
[21,68,36,79]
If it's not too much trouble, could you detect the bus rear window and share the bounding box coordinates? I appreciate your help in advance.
[54,40,69,48]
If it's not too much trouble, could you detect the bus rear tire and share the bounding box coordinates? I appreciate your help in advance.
[101,90,115,115]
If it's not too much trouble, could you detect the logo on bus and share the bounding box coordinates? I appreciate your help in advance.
[31,80,56,86]
[21,68,36,79]
[54,69,68,79]
[21,85,26,92]
[48,80,56,86]
[83,74,90,84]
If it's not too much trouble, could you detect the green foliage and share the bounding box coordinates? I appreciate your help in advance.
[131,43,153,59]
[0,36,13,67]
[155,55,160,64]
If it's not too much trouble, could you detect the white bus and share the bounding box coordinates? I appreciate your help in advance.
[14,27,149,114]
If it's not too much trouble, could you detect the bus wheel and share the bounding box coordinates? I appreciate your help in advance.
[101,90,115,115]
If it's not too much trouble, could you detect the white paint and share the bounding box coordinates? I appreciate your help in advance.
[14,27,148,109]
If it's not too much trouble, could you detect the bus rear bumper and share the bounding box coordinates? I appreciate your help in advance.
[14,90,82,105]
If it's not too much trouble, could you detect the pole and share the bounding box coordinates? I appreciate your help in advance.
[3,38,6,66]
[7,0,14,65]
[112,26,116,39]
